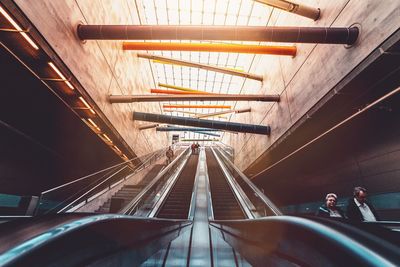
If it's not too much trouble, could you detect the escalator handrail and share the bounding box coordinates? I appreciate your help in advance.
[56,165,129,213]
[121,147,190,215]
[41,148,166,195]
[36,148,167,214]
[0,214,191,267]
[215,147,282,216]
[210,216,399,267]
[54,148,166,213]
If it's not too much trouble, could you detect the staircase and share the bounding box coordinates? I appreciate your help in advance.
[206,149,245,220]
[96,164,164,213]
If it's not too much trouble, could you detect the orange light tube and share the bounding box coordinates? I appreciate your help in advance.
[163,105,231,109]
[123,42,296,56]
[151,89,215,95]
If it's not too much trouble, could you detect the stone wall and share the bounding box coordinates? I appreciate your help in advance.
[14,0,169,157]
[222,0,400,170]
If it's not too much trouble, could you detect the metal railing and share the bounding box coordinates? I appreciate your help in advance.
[35,148,168,215]
[216,142,234,161]
[121,147,191,216]
[213,146,282,216]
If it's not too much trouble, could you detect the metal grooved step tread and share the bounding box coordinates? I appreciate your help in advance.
[157,154,199,219]
[206,149,245,220]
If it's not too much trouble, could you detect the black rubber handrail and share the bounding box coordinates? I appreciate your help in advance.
[0,214,191,267]
[210,216,400,267]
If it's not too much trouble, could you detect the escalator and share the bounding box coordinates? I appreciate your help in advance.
[1,147,400,266]
[156,154,198,219]
[206,148,245,220]
[96,164,164,213]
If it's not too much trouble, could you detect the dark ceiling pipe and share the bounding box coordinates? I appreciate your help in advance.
[109,94,280,103]
[194,131,221,137]
[156,127,220,132]
[77,25,359,45]
[133,112,270,135]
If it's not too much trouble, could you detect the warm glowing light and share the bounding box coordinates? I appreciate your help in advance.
[87,118,100,131]
[65,81,74,89]
[152,59,244,72]
[48,62,74,90]
[114,146,122,153]
[163,104,231,109]
[0,6,39,50]
[141,0,272,141]
[79,96,95,114]
[102,134,112,143]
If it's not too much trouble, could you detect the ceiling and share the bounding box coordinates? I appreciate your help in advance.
[138,0,270,140]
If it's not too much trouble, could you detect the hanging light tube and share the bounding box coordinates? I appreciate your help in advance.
[158,83,208,93]
[78,96,95,114]
[253,0,320,20]
[123,42,296,56]
[137,53,263,81]
[0,6,39,50]
[109,94,280,103]
[138,123,159,130]
[87,118,100,131]
[151,88,214,95]
[78,25,358,45]
[196,108,251,118]
[163,109,227,119]
[48,62,74,90]
[114,146,122,153]
[156,126,220,132]
[102,134,112,143]
[163,104,231,109]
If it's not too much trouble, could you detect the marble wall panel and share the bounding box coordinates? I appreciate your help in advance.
[16,0,168,158]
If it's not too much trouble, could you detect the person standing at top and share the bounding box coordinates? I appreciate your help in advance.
[166,146,174,165]
[316,193,346,219]
[346,186,379,222]
[191,143,196,154]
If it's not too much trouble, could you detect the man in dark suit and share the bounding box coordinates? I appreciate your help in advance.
[346,186,379,222]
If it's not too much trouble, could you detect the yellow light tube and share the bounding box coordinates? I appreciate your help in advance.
[79,96,95,114]
[48,62,74,90]
[152,59,244,72]
[102,134,112,143]
[114,146,122,153]
[163,104,231,109]
[87,118,100,131]
[0,6,39,50]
